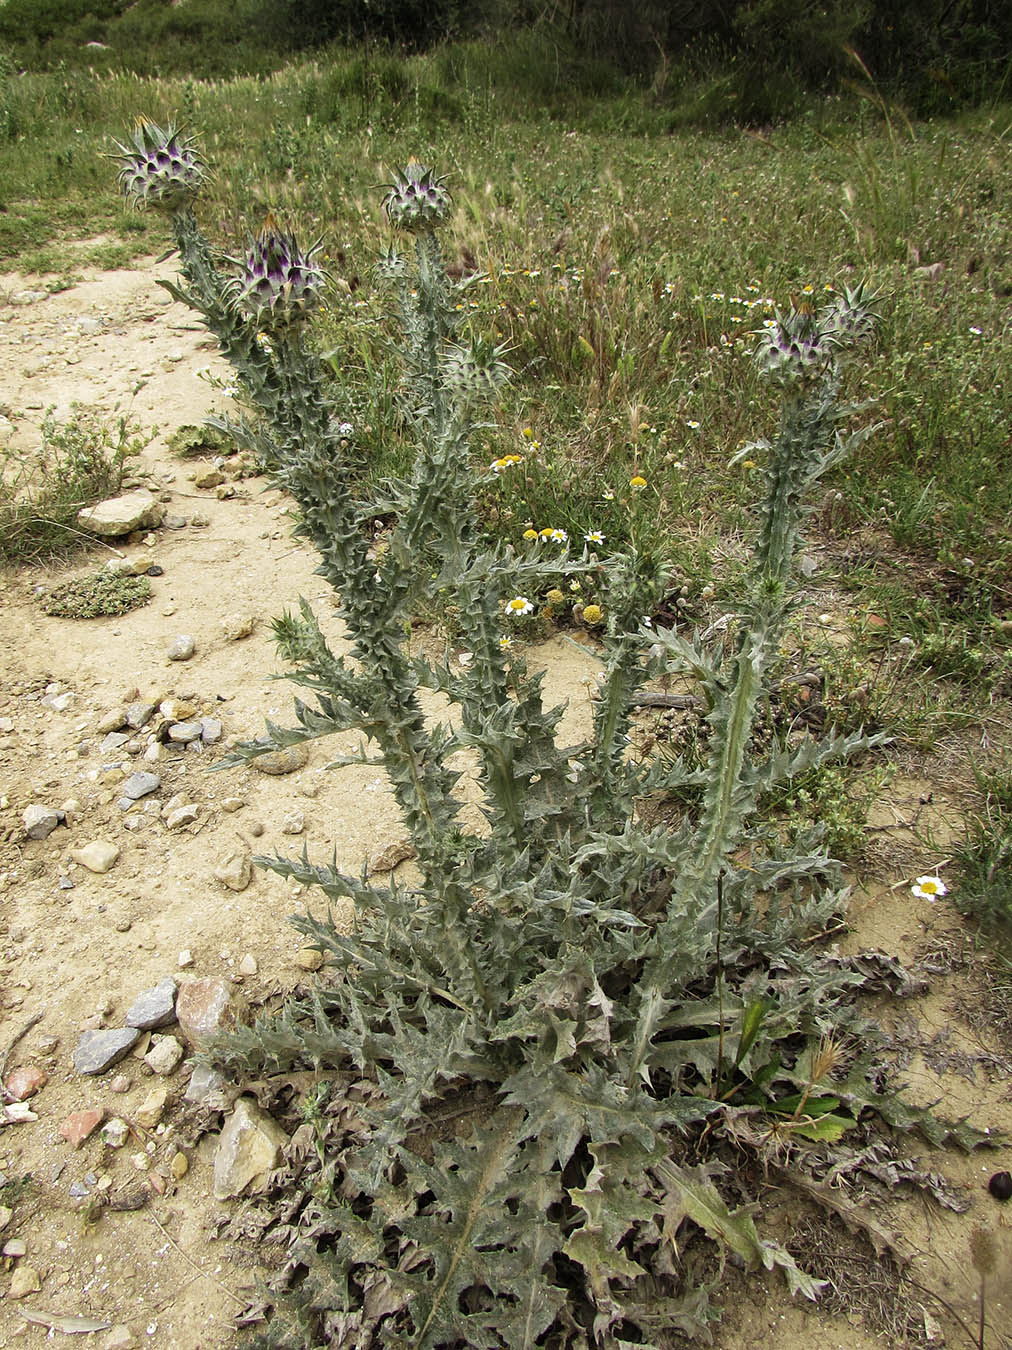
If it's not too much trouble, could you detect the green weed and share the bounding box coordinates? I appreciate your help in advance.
[41,569,151,618]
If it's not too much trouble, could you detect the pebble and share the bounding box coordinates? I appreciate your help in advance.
[166,635,196,662]
[109,1074,131,1093]
[144,1034,184,1076]
[105,1326,137,1350]
[70,840,120,874]
[281,810,305,835]
[168,720,203,743]
[134,1085,168,1129]
[2,1237,27,1258]
[120,771,161,802]
[193,467,224,489]
[221,613,256,641]
[60,1107,106,1147]
[293,947,324,972]
[160,698,195,721]
[170,1150,189,1180]
[238,954,257,976]
[126,701,158,730]
[42,691,74,712]
[220,797,245,813]
[200,717,223,744]
[189,512,210,528]
[22,804,61,840]
[73,1027,141,1075]
[77,490,165,537]
[213,846,252,892]
[0,1205,11,1231]
[125,977,177,1030]
[100,730,132,754]
[101,1118,130,1148]
[96,709,128,734]
[164,804,199,830]
[213,1097,288,1200]
[184,1063,231,1109]
[252,743,309,775]
[177,950,194,969]
[8,1263,42,1299]
[4,1065,47,1101]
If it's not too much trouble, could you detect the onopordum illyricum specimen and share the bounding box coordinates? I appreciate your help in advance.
[116,123,992,1348]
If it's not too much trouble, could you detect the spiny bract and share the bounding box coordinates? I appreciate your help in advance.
[112,118,206,212]
[382,160,452,234]
[441,338,512,404]
[224,215,326,330]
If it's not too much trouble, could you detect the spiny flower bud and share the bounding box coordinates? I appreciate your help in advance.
[374,247,409,284]
[382,161,452,235]
[112,118,206,212]
[754,305,828,388]
[224,215,325,331]
[820,282,880,351]
[441,338,511,404]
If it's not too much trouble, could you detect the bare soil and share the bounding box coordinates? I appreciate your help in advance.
[1,256,1010,1350]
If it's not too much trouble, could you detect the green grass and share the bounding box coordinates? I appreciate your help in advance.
[1,52,1010,736]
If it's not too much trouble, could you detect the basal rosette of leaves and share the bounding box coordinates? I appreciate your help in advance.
[119,127,997,1348]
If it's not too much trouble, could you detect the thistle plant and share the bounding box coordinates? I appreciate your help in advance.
[118,125,994,1347]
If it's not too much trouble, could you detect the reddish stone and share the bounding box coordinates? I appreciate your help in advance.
[175,977,244,1046]
[60,1108,105,1148]
[4,1065,48,1102]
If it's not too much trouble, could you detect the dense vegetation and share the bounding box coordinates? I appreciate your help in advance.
[2,0,1010,120]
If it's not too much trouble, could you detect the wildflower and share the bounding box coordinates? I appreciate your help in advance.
[582,604,603,625]
[522,528,538,541]
[584,530,605,546]
[569,580,581,592]
[685,419,700,430]
[969,326,982,335]
[629,475,647,491]
[521,427,535,439]
[499,635,513,650]
[505,596,534,617]
[491,453,523,473]
[546,588,565,607]
[539,527,568,543]
[603,489,615,501]
[801,283,815,294]
[911,875,948,901]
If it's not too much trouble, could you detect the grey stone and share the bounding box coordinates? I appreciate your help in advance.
[101,1117,130,1148]
[213,1097,287,1199]
[73,1027,142,1075]
[77,490,165,538]
[184,1062,234,1110]
[23,804,61,840]
[166,635,196,662]
[168,720,202,742]
[100,731,132,754]
[120,771,161,802]
[125,701,158,730]
[125,977,177,1030]
[200,718,223,744]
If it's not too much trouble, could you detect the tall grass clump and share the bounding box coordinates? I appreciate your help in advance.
[116,120,993,1347]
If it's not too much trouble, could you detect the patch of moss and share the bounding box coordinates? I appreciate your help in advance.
[41,570,151,619]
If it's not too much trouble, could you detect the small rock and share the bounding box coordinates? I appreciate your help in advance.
[176,977,244,1045]
[125,977,177,1030]
[125,701,158,730]
[170,1150,189,1180]
[144,1035,184,1076]
[189,511,210,528]
[73,1027,141,1075]
[134,1085,168,1129]
[164,804,199,830]
[70,840,120,874]
[22,804,61,840]
[109,1074,131,1093]
[213,1097,288,1200]
[120,771,161,802]
[78,490,165,538]
[251,743,309,775]
[166,634,196,662]
[220,797,245,813]
[8,1263,42,1299]
[184,1063,232,1109]
[193,467,225,489]
[4,1065,48,1100]
[99,730,132,754]
[96,708,128,734]
[60,1107,106,1147]
[42,691,74,712]
[213,846,252,892]
[0,1206,11,1231]
[168,720,203,743]
[238,954,257,976]
[368,839,417,875]
[36,1035,59,1055]
[101,1117,130,1148]
[221,613,256,641]
[293,947,324,972]
[177,950,194,969]
[105,1326,138,1350]
[281,810,305,836]
[200,717,223,744]
[2,1237,27,1258]
[103,556,146,577]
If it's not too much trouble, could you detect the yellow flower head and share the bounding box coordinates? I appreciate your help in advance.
[546,588,565,607]
[582,604,603,625]
[629,475,647,491]
[522,528,539,541]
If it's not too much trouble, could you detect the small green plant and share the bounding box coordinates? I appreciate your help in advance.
[0,406,145,565]
[41,568,151,618]
[951,764,1012,933]
[121,124,994,1347]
